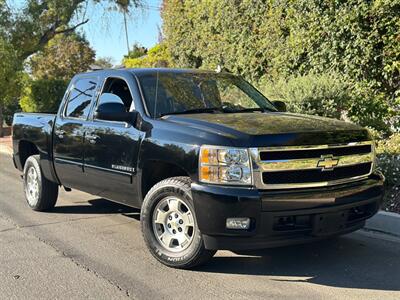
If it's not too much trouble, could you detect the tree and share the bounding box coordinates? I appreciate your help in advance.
[124,42,148,59]
[94,56,115,69]
[123,43,171,68]
[22,32,94,113]
[20,79,68,113]
[0,2,17,135]
[0,0,143,131]
[29,33,95,81]
[0,38,20,136]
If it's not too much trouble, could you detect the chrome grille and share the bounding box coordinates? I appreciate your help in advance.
[250,141,374,189]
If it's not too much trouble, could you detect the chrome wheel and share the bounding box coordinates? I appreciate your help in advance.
[25,166,39,206]
[152,196,195,252]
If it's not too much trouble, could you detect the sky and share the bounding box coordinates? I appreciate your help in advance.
[79,1,163,64]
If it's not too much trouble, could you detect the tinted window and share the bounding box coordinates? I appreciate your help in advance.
[65,78,97,119]
[139,72,276,118]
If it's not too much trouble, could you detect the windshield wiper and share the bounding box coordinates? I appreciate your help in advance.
[159,107,222,117]
[222,107,269,113]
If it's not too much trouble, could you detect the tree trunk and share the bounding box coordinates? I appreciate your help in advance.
[0,103,3,138]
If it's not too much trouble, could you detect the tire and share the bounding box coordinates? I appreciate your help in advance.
[141,176,216,269]
[23,155,58,211]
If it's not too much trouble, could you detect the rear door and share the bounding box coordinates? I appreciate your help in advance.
[53,76,98,190]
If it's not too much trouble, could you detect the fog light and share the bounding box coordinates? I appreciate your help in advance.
[226,218,250,230]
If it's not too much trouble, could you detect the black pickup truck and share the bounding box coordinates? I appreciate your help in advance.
[12,68,384,268]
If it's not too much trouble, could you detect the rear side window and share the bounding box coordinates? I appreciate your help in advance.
[65,78,97,119]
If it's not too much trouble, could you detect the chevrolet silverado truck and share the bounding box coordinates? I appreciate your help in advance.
[12,68,384,268]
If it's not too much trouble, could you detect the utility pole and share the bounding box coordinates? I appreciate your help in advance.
[123,11,130,56]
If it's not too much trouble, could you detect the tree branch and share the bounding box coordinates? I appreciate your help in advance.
[21,19,89,60]
[55,19,89,35]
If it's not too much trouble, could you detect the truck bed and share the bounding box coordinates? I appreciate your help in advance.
[12,112,57,179]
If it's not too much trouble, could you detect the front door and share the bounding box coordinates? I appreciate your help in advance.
[53,76,98,190]
[83,77,143,207]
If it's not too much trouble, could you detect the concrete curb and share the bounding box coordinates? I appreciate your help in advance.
[365,211,400,237]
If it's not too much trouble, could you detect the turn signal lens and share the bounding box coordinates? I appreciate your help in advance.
[199,146,252,185]
[200,148,218,164]
[200,165,219,182]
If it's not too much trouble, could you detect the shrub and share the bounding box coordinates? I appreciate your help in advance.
[347,82,394,136]
[3,98,20,125]
[260,73,350,120]
[260,73,397,136]
[123,43,171,68]
[162,0,400,134]
[376,134,400,187]
[20,79,68,113]
[375,134,400,212]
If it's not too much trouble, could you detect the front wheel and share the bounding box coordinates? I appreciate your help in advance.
[141,177,216,269]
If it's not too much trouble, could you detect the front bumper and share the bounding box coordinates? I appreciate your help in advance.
[191,172,384,250]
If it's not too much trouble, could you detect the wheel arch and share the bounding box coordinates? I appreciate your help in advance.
[18,140,39,170]
[17,140,59,184]
[140,160,191,202]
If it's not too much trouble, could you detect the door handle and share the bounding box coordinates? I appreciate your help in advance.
[86,134,100,144]
[55,130,65,139]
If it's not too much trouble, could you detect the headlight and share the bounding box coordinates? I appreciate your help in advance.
[199,146,252,185]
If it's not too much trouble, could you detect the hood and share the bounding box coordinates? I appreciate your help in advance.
[162,112,370,147]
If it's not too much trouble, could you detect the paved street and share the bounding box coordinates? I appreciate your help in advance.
[0,152,399,299]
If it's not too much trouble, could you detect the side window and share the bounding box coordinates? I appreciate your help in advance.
[98,78,133,112]
[97,93,125,106]
[65,78,97,119]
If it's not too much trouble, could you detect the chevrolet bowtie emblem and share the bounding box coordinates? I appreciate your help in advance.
[317,155,339,171]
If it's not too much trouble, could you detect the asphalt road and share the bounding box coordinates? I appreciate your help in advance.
[0,152,399,299]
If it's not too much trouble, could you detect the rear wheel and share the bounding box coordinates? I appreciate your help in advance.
[23,155,58,211]
[141,177,216,269]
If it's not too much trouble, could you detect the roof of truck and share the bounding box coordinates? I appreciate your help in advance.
[84,67,225,77]
[130,68,219,75]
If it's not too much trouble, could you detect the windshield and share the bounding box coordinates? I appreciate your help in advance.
[138,72,277,118]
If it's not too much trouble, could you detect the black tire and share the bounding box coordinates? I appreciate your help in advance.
[141,176,216,269]
[23,155,58,211]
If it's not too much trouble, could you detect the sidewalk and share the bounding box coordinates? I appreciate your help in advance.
[0,135,12,155]
[365,211,400,237]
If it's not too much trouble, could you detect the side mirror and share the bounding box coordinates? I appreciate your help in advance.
[94,94,137,123]
[272,100,287,112]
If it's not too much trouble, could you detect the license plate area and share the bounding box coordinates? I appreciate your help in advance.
[312,211,348,236]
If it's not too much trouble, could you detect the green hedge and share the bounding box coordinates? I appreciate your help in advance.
[376,134,400,212]
[20,79,68,113]
[123,43,171,68]
[162,0,400,135]
[259,73,393,134]
[260,73,349,120]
